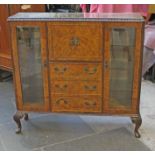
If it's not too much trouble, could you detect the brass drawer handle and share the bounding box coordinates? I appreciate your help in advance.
[84,101,96,106]
[83,67,97,75]
[56,98,68,105]
[55,84,68,90]
[84,85,97,91]
[54,67,67,74]
[70,37,80,47]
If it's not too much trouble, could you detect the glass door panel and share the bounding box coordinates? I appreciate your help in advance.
[16,26,44,104]
[109,27,135,108]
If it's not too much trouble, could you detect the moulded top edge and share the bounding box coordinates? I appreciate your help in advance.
[8,12,145,22]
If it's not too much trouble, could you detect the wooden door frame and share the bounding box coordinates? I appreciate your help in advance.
[10,21,50,112]
[103,22,144,114]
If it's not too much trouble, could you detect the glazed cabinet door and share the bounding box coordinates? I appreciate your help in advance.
[11,22,49,112]
[104,22,143,114]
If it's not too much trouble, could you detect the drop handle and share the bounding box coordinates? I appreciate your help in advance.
[55,84,68,90]
[56,99,68,105]
[84,85,97,91]
[83,67,97,75]
[54,67,67,74]
[84,101,96,106]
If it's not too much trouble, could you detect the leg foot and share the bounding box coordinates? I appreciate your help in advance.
[13,111,29,134]
[131,115,142,138]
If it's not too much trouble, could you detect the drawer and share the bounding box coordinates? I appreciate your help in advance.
[51,95,102,113]
[50,63,102,80]
[48,23,102,61]
[51,80,102,95]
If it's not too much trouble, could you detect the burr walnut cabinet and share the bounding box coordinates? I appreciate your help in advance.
[8,13,144,138]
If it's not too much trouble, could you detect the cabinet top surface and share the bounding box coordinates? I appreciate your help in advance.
[8,12,144,22]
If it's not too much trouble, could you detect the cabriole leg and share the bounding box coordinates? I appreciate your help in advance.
[131,115,142,138]
[13,111,29,134]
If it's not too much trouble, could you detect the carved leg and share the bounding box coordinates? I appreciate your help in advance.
[13,111,29,134]
[131,115,142,138]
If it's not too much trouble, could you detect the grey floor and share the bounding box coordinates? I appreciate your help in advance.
[0,79,154,151]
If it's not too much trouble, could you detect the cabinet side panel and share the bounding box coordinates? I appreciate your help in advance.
[131,23,144,114]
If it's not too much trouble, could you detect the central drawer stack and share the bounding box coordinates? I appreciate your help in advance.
[48,22,103,113]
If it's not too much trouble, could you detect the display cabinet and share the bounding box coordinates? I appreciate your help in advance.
[8,13,144,138]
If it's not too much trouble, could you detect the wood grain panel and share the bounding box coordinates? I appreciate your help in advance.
[48,22,102,61]
[50,62,102,81]
[51,95,102,113]
[51,80,102,95]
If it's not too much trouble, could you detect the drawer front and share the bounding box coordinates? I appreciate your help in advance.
[50,63,102,80]
[51,80,102,95]
[51,95,102,113]
[48,23,102,61]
